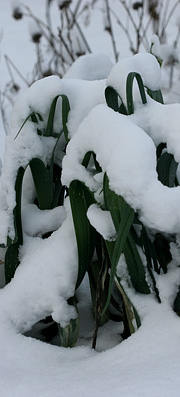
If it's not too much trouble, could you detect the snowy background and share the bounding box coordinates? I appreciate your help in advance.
[1,1,180,396]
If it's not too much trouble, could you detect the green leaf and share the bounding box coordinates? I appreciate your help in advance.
[44,95,60,137]
[156,142,166,159]
[29,158,54,210]
[102,196,135,315]
[45,94,70,141]
[124,234,151,295]
[103,173,121,227]
[103,174,150,300]
[157,152,178,187]
[126,72,147,115]
[154,233,172,274]
[5,167,25,283]
[105,86,120,112]
[61,94,71,143]
[14,112,43,140]
[69,180,96,289]
[5,242,20,284]
[105,86,128,114]
[147,88,164,104]
[141,226,161,302]
[13,167,25,245]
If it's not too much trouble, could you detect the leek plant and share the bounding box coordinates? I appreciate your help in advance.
[1,64,179,349]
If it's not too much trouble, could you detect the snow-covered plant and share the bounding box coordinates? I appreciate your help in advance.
[1,52,180,349]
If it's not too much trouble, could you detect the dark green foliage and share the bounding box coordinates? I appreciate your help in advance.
[44,94,70,140]
[5,167,25,283]
[69,180,96,289]
[29,158,54,210]
[157,152,178,187]
[126,72,147,114]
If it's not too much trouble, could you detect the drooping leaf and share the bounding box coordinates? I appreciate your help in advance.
[102,194,135,314]
[126,72,147,115]
[105,86,128,115]
[103,174,150,298]
[157,152,178,187]
[14,111,43,139]
[29,158,54,210]
[69,180,96,289]
[45,94,70,141]
[156,142,166,159]
[105,86,120,112]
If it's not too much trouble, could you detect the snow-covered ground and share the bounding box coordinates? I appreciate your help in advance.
[1,1,180,396]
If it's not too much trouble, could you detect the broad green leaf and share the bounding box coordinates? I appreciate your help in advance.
[141,226,161,302]
[103,174,150,299]
[157,152,178,187]
[126,72,147,115]
[29,158,54,210]
[44,95,61,137]
[45,94,70,141]
[105,86,119,112]
[51,163,64,208]
[124,234,150,294]
[69,180,96,289]
[156,142,166,159]
[154,233,172,274]
[5,167,25,283]
[82,151,92,168]
[102,197,135,314]
[147,88,164,104]
[5,242,20,284]
[103,173,120,227]
[13,166,25,245]
[61,95,70,143]
[105,86,128,114]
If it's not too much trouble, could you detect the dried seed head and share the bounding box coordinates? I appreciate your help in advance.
[29,21,42,44]
[11,0,23,20]
[57,0,72,10]
[132,2,143,10]
[31,33,42,44]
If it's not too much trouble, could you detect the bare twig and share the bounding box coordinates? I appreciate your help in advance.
[4,55,29,86]
[105,0,119,61]
[160,0,180,39]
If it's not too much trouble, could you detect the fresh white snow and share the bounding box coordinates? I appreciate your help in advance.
[1,1,180,397]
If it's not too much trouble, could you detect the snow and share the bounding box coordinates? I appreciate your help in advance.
[87,203,116,241]
[1,1,180,397]
[62,103,180,233]
[107,53,161,108]
[63,53,113,80]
